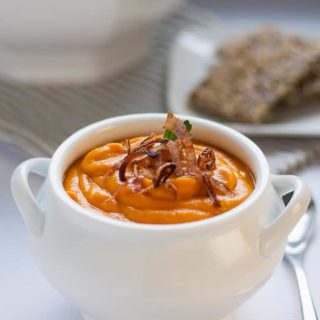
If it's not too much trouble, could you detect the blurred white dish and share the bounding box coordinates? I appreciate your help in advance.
[168,27,320,137]
[0,0,183,84]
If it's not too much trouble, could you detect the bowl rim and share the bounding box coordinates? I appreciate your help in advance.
[48,113,270,232]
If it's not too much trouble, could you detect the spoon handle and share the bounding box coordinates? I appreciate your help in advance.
[287,256,318,320]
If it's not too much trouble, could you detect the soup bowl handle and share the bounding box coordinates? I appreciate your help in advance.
[260,174,311,256]
[11,158,50,237]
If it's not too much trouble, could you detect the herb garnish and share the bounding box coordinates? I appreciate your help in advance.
[164,120,192,141]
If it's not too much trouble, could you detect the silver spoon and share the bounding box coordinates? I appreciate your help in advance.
[284,194,318,320]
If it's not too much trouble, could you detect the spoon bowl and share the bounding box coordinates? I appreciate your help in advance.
[285,197,316,256]
[284,194,318,320]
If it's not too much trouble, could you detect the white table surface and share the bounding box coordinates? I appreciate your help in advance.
[0,141,319,320]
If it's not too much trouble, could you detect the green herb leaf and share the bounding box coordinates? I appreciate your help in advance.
[163,119,193,141]
[164,130,177,141]
[184,120,192,132]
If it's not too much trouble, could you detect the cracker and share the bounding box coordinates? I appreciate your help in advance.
[190,27,320,123]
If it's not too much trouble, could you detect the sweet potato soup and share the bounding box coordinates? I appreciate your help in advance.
[64,113,254,224]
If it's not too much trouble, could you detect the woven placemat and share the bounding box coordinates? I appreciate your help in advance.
[0,3,319,174]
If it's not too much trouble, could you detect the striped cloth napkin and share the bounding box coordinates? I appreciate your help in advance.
[0,3,319,174]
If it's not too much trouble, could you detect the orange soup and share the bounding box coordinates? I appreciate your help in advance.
[64,113,254,224]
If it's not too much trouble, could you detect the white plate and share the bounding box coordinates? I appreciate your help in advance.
[167,25,320,137]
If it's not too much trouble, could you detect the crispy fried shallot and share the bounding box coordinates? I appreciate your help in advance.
[124,139,131,154]
[197,148,216,171]
[139,133,155,147]
[119,138,169,182]
[153,163,176,188]
[127,176,143,193]
[119,153,139,182]
[136,138,169,151]
[167,140,183,176]
[202,173,221,207]
[211,177,235,196]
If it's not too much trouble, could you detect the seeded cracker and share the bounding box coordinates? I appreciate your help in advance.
[190,27,320,123]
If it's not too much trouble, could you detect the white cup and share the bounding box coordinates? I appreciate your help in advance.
[0,0,183,83]
[11,114,310,320]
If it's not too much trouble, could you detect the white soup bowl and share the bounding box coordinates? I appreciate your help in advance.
[11,113,310,320]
